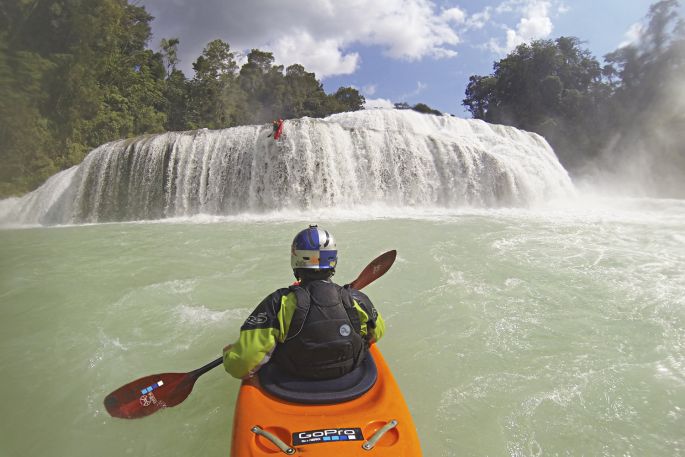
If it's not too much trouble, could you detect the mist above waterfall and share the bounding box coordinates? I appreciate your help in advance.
[577,69,685,198]
[571,1,685,198]
[0,110,575,225]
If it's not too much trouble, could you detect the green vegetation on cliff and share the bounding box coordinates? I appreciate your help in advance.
[463,0,685,191]
[0,0,365,197]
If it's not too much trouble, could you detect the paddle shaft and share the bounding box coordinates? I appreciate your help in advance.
[193,357,223,377]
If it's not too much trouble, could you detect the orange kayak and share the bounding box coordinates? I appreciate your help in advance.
[230,344,423,456]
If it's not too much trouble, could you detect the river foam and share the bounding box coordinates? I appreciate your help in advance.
[0,109,574,225]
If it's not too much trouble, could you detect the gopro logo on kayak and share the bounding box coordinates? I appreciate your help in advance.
[293,428,364,445]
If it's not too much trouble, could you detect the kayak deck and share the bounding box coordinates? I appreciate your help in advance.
[230,344,422,456]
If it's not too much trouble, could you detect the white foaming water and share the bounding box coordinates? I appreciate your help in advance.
[0,110,574,225]
[1,208,683,456]
[0,166,78,226]
[174,304,251,326]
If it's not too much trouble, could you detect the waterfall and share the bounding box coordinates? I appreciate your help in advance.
[0,109,575,225]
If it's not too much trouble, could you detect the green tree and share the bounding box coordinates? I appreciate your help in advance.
[0,0,169,196]
[604,0,685,117]
[0,38,57,196]
[463,37,609,169]
[160,37,180,77]
[331,87,366,112]
[187,39,245,128]
[163,68,190,131]
[412,103,441,115]
[600,0,685,196]
[64,0,166,160]
[238,49,286,123]
[282,64,327,118]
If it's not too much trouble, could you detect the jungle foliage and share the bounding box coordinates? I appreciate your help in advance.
[0,0,365,197]
[463,0,685,189]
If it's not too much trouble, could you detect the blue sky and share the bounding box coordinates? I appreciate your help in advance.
[142,0,684,117]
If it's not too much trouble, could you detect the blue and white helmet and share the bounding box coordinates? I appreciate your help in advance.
[291,225,337,270]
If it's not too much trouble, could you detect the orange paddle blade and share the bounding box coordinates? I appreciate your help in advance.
[348,250,397,290]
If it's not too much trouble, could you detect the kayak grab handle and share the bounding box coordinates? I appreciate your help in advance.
[251,426,296,455]
[362,419,398,451]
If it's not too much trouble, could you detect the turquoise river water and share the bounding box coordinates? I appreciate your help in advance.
[1,199,684,456]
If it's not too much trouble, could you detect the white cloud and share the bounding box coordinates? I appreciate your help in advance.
[519,2,553,37]
[465,7,492,30]
[486,0,556,54]
[144,0,463,79]
[362,84,377,96]
[364,98,395,109]
[618,22,645,48]
[495,1,516,14]
[442,7,466,24]
[486,36,508,55]
[271,30,359,76]
[359,1,461,61]
[399,81,428,101]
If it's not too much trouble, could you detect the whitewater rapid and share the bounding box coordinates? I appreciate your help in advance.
[1,206,683,456]
[0,109,575,225]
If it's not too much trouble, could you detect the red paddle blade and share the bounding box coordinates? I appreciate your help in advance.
[104,372,197,419]
[349,250,397,290]
[104,251,396,420]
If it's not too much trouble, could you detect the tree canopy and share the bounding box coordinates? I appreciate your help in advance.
[463,0,685,193]
[463,36,608,168]
[0,0,365,197]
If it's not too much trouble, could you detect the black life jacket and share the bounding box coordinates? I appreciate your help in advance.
[271,280,366,380]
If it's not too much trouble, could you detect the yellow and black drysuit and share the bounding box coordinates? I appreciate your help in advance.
[223,279,385,380]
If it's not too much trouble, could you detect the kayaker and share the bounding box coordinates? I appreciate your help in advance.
[269,118,283,139]
[222,225,385,380]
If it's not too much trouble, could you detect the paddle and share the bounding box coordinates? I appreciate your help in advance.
[104,249,397,419]
[348,249,396,290]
